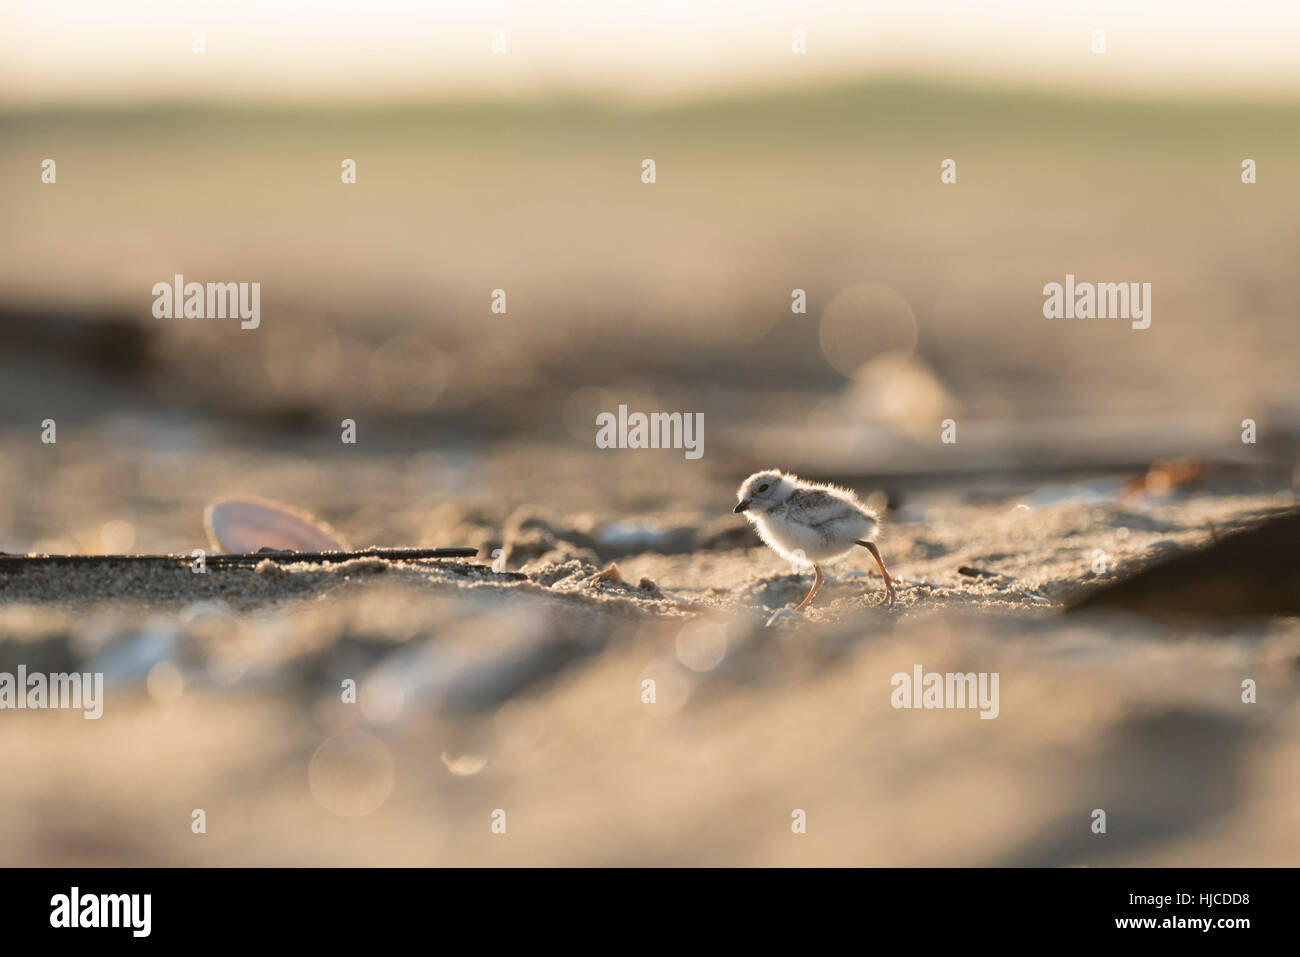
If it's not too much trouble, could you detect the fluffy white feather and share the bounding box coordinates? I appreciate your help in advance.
[734,469,879,562]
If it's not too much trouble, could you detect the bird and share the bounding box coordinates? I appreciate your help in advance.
[734,469,895,611]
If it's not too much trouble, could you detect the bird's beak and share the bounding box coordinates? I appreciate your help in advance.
[734,500,750,513]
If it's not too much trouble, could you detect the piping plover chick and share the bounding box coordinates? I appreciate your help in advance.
[734,470,895,610]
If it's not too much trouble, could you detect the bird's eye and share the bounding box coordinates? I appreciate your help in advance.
[757,483,770,492]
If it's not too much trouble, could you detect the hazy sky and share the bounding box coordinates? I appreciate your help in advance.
[3,0,1299,105]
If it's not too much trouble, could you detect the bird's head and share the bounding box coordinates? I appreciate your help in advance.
[734,470,793,515]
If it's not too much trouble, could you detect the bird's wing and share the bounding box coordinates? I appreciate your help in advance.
[789,489,850,523]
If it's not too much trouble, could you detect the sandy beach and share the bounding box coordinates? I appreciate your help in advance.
[2,450,1297,865]
[2,66,1299,867]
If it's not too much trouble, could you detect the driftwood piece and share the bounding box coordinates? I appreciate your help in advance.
[0,547,480,571]
[1067,509,1300,617]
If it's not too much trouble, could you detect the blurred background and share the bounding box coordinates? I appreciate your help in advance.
[1,1,1299,866]
[2,0,1300,551]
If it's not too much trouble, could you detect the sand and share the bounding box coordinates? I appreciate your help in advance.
[2,482,1298,866]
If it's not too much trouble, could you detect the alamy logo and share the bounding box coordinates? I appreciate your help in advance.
[152,274,261,329]
[0,667,103,719]
[891,664,999,719]
[50,887,150,937]
[1042,273,1151,330]
[596,404,704,460]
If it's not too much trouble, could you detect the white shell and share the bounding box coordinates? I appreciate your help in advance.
[203,497,349,553]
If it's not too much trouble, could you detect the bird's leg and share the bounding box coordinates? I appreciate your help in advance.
[862,541,896,605]
[794,562,824,611]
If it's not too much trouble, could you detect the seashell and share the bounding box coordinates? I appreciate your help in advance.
[203,496,348,553]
